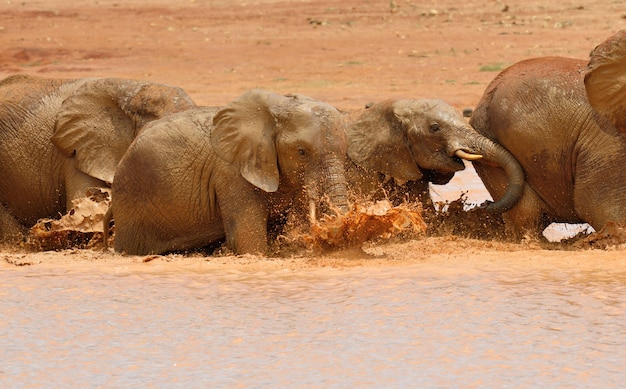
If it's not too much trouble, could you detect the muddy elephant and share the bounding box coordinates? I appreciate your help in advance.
[344,99,525,212]
[0,74,195,241]
[105,89,350,255]
[469,31,626,239]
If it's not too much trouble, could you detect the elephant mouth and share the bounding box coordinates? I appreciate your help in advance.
[447,148,481,170]
[451,155,465,167]
[443,154,465,172]
[422,169,456,185]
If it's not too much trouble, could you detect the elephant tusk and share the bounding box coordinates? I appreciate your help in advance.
[309,200,317,224]
[455,149,483,161]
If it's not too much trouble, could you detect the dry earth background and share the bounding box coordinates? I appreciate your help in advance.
[1,0,626,272]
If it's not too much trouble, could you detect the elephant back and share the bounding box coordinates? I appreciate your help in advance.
[0,75,74,135]
[0,74,70,109]
[116,106,221,225]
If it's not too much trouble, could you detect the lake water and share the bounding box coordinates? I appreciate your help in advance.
[1,166,622,388]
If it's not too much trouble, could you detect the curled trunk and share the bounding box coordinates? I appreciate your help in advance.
[463,133,525,213]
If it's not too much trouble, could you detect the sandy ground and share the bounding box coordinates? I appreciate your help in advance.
[1,0,626,272]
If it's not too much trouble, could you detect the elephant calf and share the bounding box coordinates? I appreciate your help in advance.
[106,89,350,256]
[0,74,195,241]
[343,99,525,213]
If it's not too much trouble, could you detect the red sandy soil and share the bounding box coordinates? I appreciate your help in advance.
[1,0,625,272]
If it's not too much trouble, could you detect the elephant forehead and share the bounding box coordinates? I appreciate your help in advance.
[278,121,347,156]
[428,107,465,125]
[286,103,342,128]
[280,120,345,143]
[291,101,340,121]
[397,99,463,122]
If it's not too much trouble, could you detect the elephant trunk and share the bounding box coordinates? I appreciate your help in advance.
[307,154,350,224]
[460,132,525,213]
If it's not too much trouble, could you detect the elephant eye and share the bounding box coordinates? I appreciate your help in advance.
[430,123,441,132]
[297,147,308,160]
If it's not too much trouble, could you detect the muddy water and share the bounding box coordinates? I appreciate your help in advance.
[2,167,623,387]
[2,262,626,387]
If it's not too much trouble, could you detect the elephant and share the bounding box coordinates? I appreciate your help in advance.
[343,99,525,213]
[104,89,350,255]
[0,74,195,241]
[469,31,626,239]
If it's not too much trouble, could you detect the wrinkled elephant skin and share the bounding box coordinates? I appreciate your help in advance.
[0,74,195,241]
[470,33,626,239]
[344,99,525,213]
[108,89,350,256]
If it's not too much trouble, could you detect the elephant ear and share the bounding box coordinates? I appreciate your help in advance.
[52,78,195,184]
[346,100,423,181]
[585,30,626,133]
[211,89,287,192]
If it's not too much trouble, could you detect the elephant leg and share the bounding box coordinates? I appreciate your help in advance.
[473,163,549,240]
[501,184,551,240]
[64,167,107,211]
[0,206,28,242]
[222,206,269,254]
[217,187,270,254]
[574,176,626,232]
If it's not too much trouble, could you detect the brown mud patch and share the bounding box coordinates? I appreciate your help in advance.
[27,188,110,251]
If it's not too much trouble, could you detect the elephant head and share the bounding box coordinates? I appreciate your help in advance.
[210,89,350,224]
[52,77,196,184]
[346,99,524,213]
[585,29,626,133]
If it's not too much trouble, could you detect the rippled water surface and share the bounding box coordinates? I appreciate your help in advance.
[2,167,624,388]
[2,262,626,388]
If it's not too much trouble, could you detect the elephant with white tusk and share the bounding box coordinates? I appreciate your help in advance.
[469,30,626,240]
[0,74,195,241]
[343,98,525,212]
[105,89,350,256]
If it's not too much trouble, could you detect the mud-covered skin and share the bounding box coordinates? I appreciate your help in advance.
[344,99,524,213]
[0,74,195,241]
[470,54,626,239]
[109,90,350,256]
